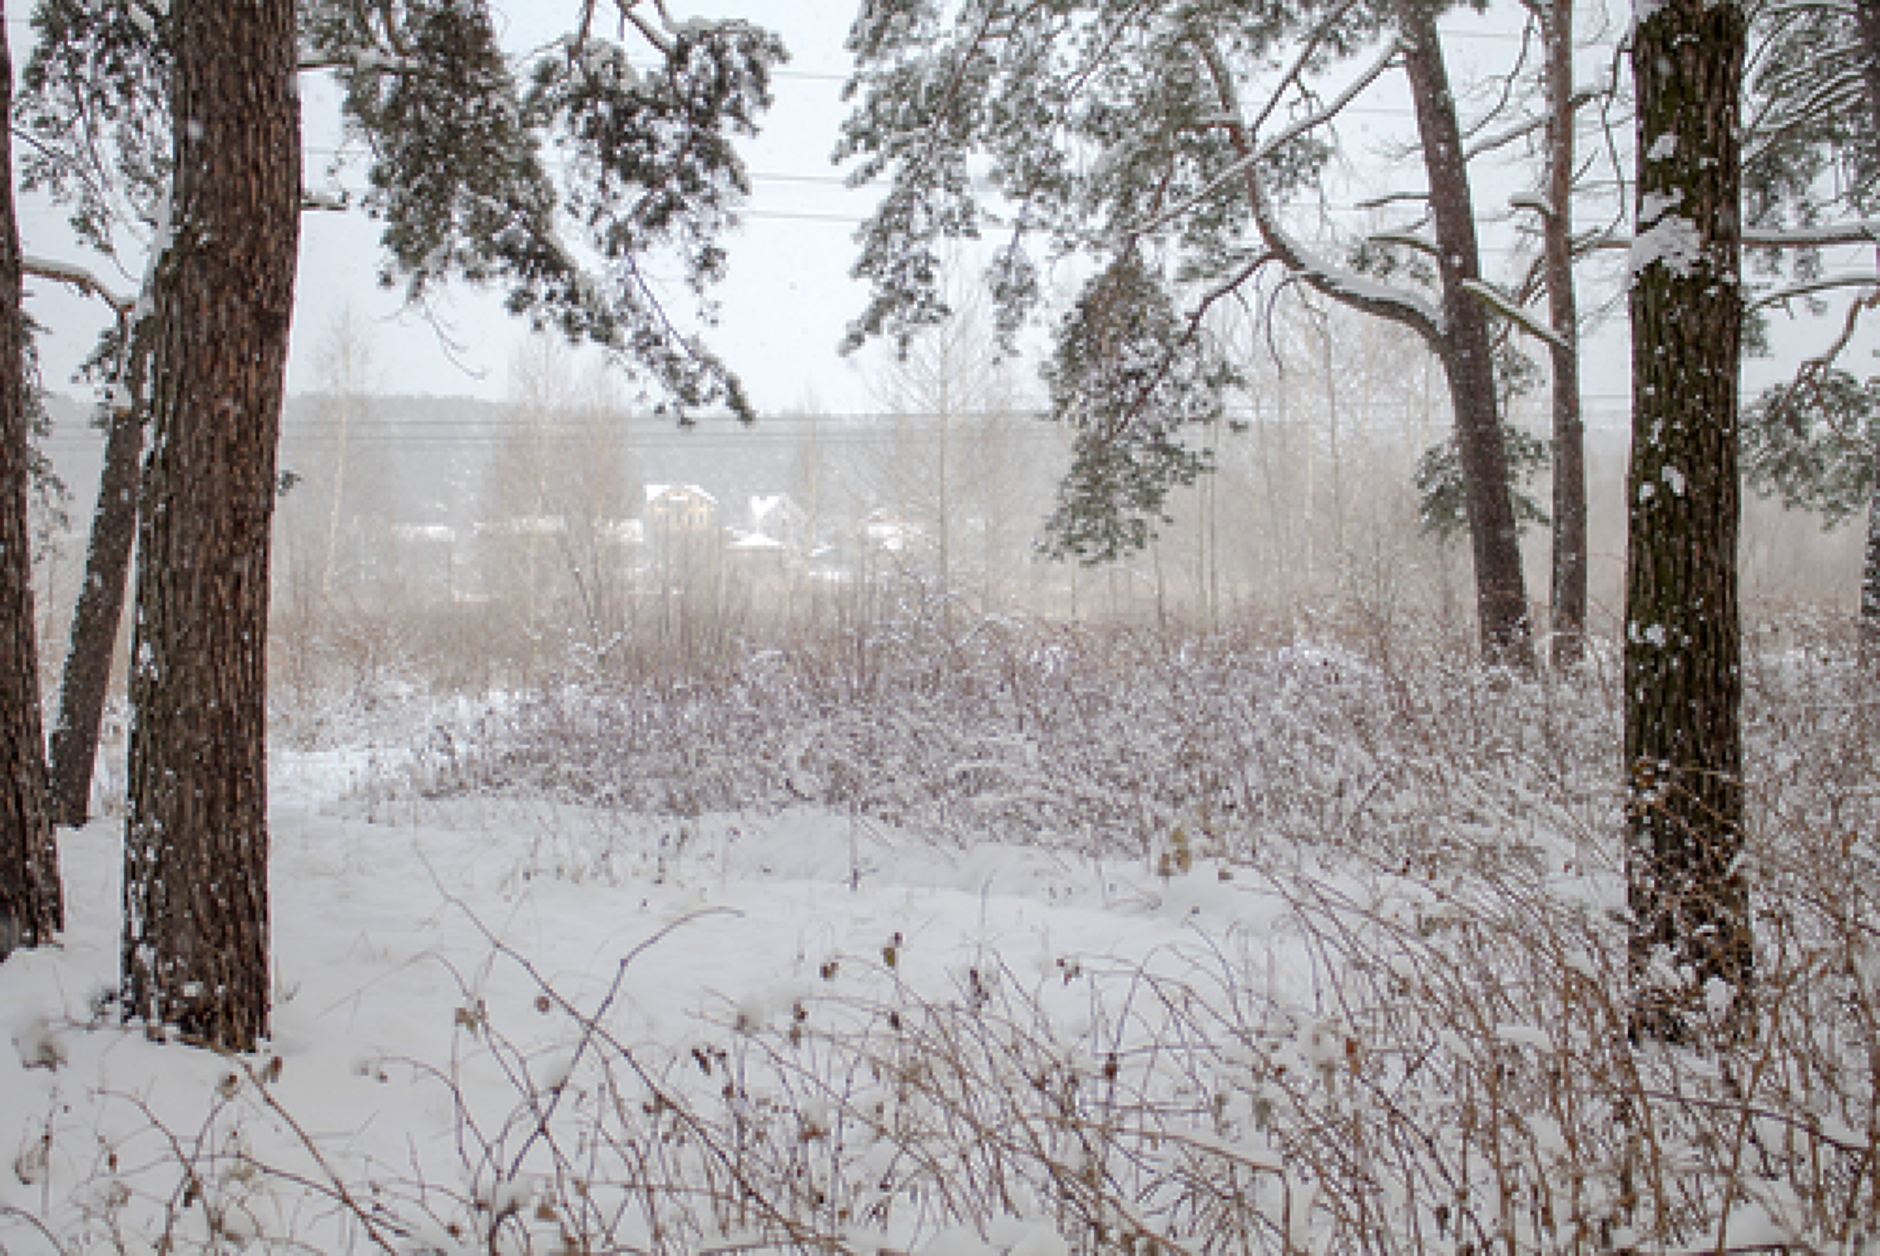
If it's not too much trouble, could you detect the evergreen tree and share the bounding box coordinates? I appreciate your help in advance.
[20,0,784,1047]
[1624,0,1751,1042]
[1741,0,1880,631]
[839,0,1536,662]
[1742,369,1880,629]
[19,0,785,829]
[119,0,301,1051]
[0,0,60,961]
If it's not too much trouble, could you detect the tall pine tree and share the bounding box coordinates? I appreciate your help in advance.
[120,0,302,1050]
[1624,0,1751,1041]
[0,0,60,961]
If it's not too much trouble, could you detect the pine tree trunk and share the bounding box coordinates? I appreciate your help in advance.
[1398,0,1534,666]
[1864,444,1880,648]
[47,342,147,828]
[1542,0,1587,667]
[0,1,60,958]
[122,0,300,1050]
[1624,0,1750,1042]
[1856,0,1880,646]
[1857,0,1880,149]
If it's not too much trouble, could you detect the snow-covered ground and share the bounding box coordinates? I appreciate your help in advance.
[4,749,1326,1253]
[2,633,1874,1253]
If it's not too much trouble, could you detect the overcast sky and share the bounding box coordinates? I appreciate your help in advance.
[13,0,1874,425]
[18,2,888,418]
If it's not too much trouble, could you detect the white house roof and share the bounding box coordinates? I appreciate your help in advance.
[645,482,718,507]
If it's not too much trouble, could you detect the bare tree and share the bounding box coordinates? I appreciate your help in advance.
[865,286,1028,618]
[312,307,381,602]
[481,337,636,674]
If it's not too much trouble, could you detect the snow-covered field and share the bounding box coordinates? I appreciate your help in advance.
[2,626,1875,1253]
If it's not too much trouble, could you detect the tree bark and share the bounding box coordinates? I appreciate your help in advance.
[0,0,61,959]
[122,0,300,1050]
[1625,0,1749,1042]
[1855,0,1880,646]
[1398,0,1534,666]
[1865,440,1880,648]
[47,338,147,828]
[1541,0,1587,667]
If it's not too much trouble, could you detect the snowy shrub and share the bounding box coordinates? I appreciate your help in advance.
[405,615,1622,871]
[10,614,1876,1253]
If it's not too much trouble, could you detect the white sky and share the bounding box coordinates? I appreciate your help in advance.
[17,2,888,416]
[11,0,1875,424]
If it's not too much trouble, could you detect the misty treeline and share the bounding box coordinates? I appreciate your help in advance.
[37,295,1820,715]
[0,0,1873,1048]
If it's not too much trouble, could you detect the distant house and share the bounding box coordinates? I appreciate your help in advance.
[746,493,811,556]
[597,517,644,550]
[726,529,789,585]
[642,484,722,588]
[644,483,718,533]
[862,507,917,555]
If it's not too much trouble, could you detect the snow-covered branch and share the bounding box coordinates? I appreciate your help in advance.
[1463,86,1604,162]
[22,255,133,316]
[1356,190,1432,212]
[1192,37,1444,346]
[1124,34,1398,242]
[1462,279,1570,351]
[1368,231,1441,258]
[1746,273,1880,312]
[1509,191,1554,220]
[1581,219,1880,253]
[1743,220,1880,249]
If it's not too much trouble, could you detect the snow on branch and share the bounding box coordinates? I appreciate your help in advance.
[1124,35,1399,242]
[1509,191,1554,220]
[299,48,423,73]
[1357,190,1432,211]
[1253,39,1402,166]
[1742,220,1880,249]
[1579,219,1880,253]
[1462,279,1570,351]
[1465,114,1547,161]
[1463,86,1604,162]
[1746,273,1880,312]
[22,255,133,315]
[1369,231,1441,258]
[1191,34,1444,345]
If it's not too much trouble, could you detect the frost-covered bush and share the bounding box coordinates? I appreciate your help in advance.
[24,614,1873,1253]
[406,615,1623,867]
[350,616,1878,1252]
